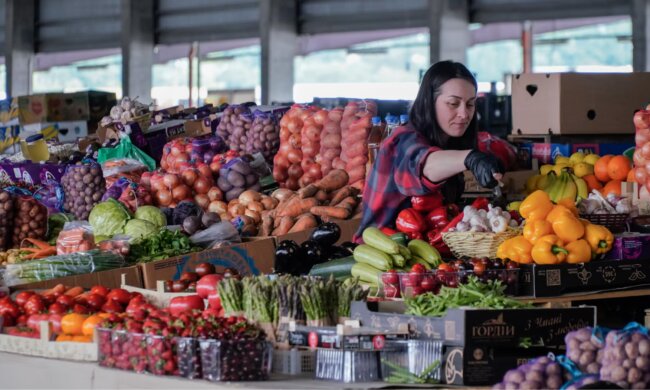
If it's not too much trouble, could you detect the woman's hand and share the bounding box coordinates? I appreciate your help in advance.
[464,150,505,188]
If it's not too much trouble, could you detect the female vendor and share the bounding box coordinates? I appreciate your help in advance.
[355,60,504,240]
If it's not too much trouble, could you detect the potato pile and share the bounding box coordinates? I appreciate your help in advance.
[492,356,564,390]
[217,158,260,202]
[247,111,280,161]
[600,328,650,389]
[13,196,47,246]
[0,191,14,250]
[61,163,106,220]
[565,327,608,375]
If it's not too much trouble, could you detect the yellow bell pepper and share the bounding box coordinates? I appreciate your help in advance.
[496,236,533,264]
[584,224,614,254]
[519,190,553,222]
[579,218,591,229]
[545,204,575,223]
[551,214,585,243]
[531,235,568,265]
[556,198,579,217]
[565,239,592,264]
[523,220,553,244]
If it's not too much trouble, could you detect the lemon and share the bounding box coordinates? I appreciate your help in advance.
[570,152,585,164]
[555,156,572,166]
[553,163,571,175]
[573,162,594,178]
[540,164,555,176]
[584,154,600,165]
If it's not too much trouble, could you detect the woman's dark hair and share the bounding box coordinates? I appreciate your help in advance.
[409,60,478,150]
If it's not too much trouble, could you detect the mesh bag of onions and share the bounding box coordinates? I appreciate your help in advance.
[600,322,650,389]
[61,162,106,220]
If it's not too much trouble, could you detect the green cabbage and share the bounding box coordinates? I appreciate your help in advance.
[124,219,158,242]
[89,199,131,237]
[134,206,167,228]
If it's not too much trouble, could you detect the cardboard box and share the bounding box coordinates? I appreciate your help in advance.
[22,120,89,143]
[139,238,275,289]
[532,143,571,164]
[17,91,116,125]
[350,300,595,348]
[512,72,650,135]
[519,258,650,297]
[10,265,142,291]
[605,233,650,261]
[572,143,635,156]
[443,346,559,386]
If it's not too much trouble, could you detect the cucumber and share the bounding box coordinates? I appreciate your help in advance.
[353,244,393,271]
[362,227,400,254]
[309,256,355,279]
[407,239,442,267]
[390,233,409,247]
[351,262,382,286]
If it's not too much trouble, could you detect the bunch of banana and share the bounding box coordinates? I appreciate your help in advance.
[525,170,588,201]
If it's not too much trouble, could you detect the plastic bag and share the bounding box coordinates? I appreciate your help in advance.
[33,179,65,214]
[189,221,241,248]
[98,136,156,171]
[102,158,149,186]
[98,235,131,257]
[3,249,126,286]
[56,221,96,255]
[102,177,153,213]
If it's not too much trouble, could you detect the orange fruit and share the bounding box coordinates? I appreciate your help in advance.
[594,155,613,182]
[607,155,631,181]
[56,334,73,342]
[583,175,603,192]
[82,314,105,337]
[61,313,88,336]
[627,168,637,183]
[72,335,93,343]
[602,180,622,196]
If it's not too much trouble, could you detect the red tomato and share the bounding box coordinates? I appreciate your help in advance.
[14,291,35,307]
[410,264,426,274]
[168,295,205,317]
[196,273,223,299]
[195,262,216,277]
[27,313,50,332]
[55,295,74,308]
[90,285,110,297]
[48,303,66,315]
[72,304,89,314]
[207,293,221,310]
[85,294,107,311]
[49,313,62,334]
[438,263,454,272]
[24,295,45,315]
[180,272,199,283]
[16,315,28,326]
[106,288,131,305]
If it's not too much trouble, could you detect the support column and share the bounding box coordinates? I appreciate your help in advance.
[522,21,533,73]
[633,0,650,71]
[5,0,35,97]
[428,0,470,65]
[121,0,154,103]
[260,0,297,105]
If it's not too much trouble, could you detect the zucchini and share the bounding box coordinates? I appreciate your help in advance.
[408,239,442,267]
[309,256,355,279]
[351,263,382,286]
[391,253,406,268]
[390,233,409,246]
[398,245,412,260]
[362,227,400,254]
[353,244,393,271]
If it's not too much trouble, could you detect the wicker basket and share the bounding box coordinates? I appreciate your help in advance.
[580,213,629,233]
[442,228,521,259]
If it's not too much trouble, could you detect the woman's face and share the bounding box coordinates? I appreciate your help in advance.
[434,78,477,138]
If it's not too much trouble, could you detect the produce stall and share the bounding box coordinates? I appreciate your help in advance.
[1,86,650,390]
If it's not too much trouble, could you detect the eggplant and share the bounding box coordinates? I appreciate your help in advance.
[323,245,353,261]
[340,241,358,252]
[300,240,324,274]
[274,240,302,275]
[309,222,341,247]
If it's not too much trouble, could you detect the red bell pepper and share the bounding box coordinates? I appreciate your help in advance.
[396,208,426,233]
[426,229,451,258]
[411,193,444,212]
[426,207,451,230]
[379,226,399,236]
[406,231,423,240]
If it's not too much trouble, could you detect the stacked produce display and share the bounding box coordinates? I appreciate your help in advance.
[2,93,650,390]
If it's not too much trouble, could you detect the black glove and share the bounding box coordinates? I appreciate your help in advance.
[464,150,505,189]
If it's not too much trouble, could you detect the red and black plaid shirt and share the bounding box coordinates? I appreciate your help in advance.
[354,124,443,241]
